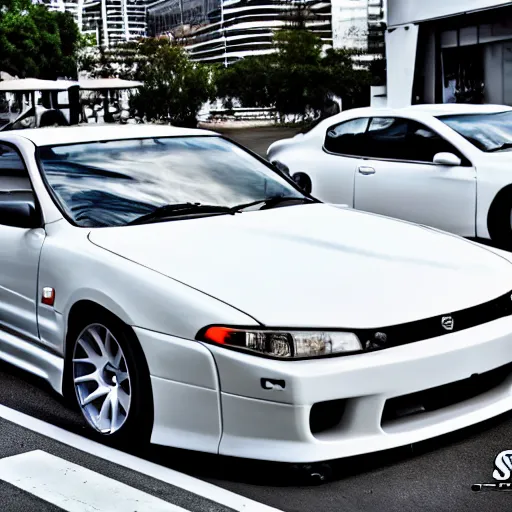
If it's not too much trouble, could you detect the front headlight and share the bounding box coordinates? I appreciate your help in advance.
[197,326,362,359]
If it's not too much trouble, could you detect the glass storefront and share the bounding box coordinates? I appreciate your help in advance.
[412,7,512,105]
[441,45,484,104]
[438,13,512,104]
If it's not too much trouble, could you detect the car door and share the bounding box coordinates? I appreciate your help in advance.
[353,117,477,236]
[0,142,45,341]
[315,116,371,205]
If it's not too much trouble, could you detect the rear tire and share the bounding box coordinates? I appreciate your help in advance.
[66,309,153,445]
[488,191,512,250]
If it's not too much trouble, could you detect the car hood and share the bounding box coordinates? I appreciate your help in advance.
[89,204,512,328]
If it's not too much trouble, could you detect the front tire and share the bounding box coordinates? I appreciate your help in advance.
[292,172,312,195]
[67,311,153,444]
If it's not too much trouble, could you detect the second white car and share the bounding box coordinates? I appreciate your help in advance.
[268,104,512,247]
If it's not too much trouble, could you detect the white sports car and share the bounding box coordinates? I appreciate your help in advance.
[1,124,512,465]
[268,104,512,248]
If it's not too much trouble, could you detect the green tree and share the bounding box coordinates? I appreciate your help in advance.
[273,29,322,66]
[321,47,371,110]
[0,0,82,79]
[133,39,214,126]
[214,30,326,117]
[80,38,214,127]
[214,56,273,110]
[269,29,325,119]
[53,10,84,78]
[215,29,371,120]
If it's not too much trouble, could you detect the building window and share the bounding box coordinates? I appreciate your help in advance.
[442,45,484,104]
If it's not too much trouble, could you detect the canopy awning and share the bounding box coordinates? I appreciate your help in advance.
[0,78,79,92]
[78,78,143,90]
[0,71,16,81]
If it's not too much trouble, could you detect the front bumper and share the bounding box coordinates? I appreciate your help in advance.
[136,316,512,463]
[209,316,512,462]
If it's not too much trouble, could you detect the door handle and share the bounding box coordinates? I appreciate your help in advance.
[358,166,376,175]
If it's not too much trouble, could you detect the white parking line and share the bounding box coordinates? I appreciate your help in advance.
[0,450,187,512]
[0,404,282,512]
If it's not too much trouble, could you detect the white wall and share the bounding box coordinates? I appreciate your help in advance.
[370,86,387,107]
[385,24,419,108]
[388,0,511,27]
[331,0,368,50]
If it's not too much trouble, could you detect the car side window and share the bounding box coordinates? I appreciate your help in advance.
[324,117,370,157]
[0,143,31,192]
[364,117,468,164]
[364,117,409,160]
[407,120,467,164]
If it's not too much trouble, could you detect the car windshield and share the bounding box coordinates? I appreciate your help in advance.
[38,136,305,227]
[437,111,512,152]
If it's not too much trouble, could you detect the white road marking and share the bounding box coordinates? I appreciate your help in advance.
[0,404,282,512]
[0,450,186,512]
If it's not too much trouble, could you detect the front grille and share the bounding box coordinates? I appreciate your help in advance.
[354,290,512,352]
[381,362,512,424]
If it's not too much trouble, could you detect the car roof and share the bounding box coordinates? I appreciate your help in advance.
[308,103,512,134]
[402,103,512,116]
[4,124,217,147]
[349,104,511,118]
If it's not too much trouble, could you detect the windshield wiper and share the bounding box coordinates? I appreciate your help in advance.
[230,196,315,213]
[128,202,233,225]
[487,142,512,153]
[128,196,315,226]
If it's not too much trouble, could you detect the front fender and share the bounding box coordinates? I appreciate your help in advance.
[38,221,259,355]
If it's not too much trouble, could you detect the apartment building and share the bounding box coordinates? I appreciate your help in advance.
[41,0,147,46]
[146,0,332,64]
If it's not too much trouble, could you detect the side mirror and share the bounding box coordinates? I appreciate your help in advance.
[292,172,312,194]
[433,152,461,167]
[0,191,40,229]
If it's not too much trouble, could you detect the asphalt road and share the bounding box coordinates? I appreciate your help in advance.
[1,358,512,512]
[1,127,511,511]
[206,125,300,157]
[0,410,234,512]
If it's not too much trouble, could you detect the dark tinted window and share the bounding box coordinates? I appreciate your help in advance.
[324,117,370,156]
[365,118,409,160]
[365,118,464,163]
[38,136,305,228]
[407,121,464,163]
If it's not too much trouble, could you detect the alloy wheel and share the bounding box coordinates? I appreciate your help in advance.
[72,323,132,434]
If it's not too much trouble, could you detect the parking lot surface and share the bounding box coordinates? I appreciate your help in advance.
[0,360,511,512]
[206,126,300,157]
[0,410,241,512]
